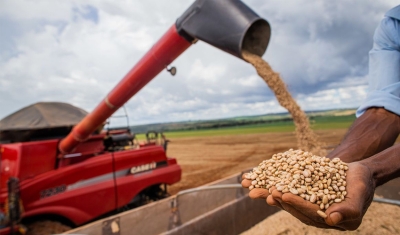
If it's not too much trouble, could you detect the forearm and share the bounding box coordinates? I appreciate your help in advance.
[327,107,400,162]
[360,144,400,187]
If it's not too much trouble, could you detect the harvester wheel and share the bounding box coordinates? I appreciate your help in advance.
[25,220,71,235]
[129,184,169,208]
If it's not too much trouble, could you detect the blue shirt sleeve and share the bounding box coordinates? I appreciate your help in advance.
[356,12,400,117]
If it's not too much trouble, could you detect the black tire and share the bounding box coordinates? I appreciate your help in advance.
[129,184,169,208]
[26,220,71,235]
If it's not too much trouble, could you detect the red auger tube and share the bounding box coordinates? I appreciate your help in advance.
[58,25,191,154]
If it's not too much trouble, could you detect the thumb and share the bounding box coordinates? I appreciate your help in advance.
[326,211,343,226]
[249,188,269,199]
[325,201,363,230]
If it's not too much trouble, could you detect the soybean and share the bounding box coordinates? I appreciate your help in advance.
[245,149,348,217]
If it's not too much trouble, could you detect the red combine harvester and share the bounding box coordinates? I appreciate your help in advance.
[0,102,178,235]
[0,0,270,234]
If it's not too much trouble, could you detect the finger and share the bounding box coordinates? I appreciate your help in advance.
[325,198,359,223]
[278,200,334,229]
[271,187,284,202]
[267,195,283,209]
[274,190,334,227]
[325,206,361,230]
[324,164,373,230]
[241,179,252,188]
[249,188,269,199]
[267,187,282,206]
[268,188,285,209]
[281,193,323,223]
[325,200,363,230]
[241,173,248,180]
[270,187,335,229]
[264,186,285,210]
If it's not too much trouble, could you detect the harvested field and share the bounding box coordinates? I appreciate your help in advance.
[240,202,400,235]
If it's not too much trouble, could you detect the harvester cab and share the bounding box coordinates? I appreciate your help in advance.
[0,0,270,234]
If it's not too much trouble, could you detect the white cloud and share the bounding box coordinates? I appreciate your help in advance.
[189,59,227,83]
[0,1,73,21]
[234,75,260,87]
[0,0,398,127]
[297,84,368,111]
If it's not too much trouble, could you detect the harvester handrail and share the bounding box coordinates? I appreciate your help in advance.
[175,184,243,197]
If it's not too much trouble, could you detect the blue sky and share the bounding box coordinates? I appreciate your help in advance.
[0,0,398,127]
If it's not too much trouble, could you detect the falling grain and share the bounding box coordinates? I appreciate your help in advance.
[242,51,325,156]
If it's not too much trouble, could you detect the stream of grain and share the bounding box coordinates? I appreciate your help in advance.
[243,51,326,156]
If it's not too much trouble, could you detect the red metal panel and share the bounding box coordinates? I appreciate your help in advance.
[0,145,18,191]
[112,146,181,207]
[0,140,58,190]
[18,141,58,181]
[59,25,192,154]
[0,227,15,235]
[23,181,116,225]
[113,145,167,171]
[116,164,181,208]
[19,152,116,225]
[58,135,105,167]
[72,134,105,156]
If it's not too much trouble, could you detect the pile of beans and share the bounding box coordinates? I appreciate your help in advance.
[245,149,348,218]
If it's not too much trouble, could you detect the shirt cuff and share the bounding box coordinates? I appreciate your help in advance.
[356,89,400,117]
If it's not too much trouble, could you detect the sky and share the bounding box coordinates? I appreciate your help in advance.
[0,0,398,127]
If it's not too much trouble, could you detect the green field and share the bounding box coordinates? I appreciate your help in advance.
[135,114,356,140]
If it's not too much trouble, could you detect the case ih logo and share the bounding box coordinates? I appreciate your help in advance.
[130,162,157,174]
[40,185,67,199]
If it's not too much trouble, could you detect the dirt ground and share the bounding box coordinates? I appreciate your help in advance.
[240,202,400,235]
[166,129,400,235]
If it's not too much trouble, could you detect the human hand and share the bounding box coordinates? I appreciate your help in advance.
[241,173,270,200]
[267,162,375,230]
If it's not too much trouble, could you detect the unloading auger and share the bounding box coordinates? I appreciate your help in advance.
[58,0,271,154]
